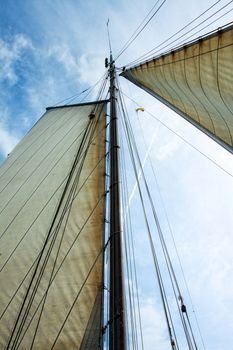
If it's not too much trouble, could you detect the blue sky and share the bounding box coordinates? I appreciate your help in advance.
[1,0,233,348]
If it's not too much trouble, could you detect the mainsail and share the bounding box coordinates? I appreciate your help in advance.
[0,102,106,349]
[122,23,233,152]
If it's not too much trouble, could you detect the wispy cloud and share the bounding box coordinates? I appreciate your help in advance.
[0,123,19,157]
[155,136,181,161]
[47,44,79,76]
[0,34,32,84]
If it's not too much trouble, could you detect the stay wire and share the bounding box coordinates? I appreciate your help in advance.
[114,0,167,61]
[123,0,232,68]
[118,89,179,349]
[0,107,86,198]
[120,129,140,349]
[53,71,108,106]
[0,106,109,277]
[19,85,109,349]
[50,247,104,350]
[118,92,181,348]
[0,107,70,183]
[8,121,93,349]
[1,99,108,326]
[133,100,206,349]
[29,112,103,349]
[13,109,105,350]
[119,109,145,350]
[166,7,233,55]
[117,82,200,349]
[10,116,96,349]
[8,83,108,349]
[0,151,107,321]
[0,75,108,244]
[120,121,137,350]
[16,196,105,350]
[123,0,221,67]
[119,90,233,179]
[0,116,86,216]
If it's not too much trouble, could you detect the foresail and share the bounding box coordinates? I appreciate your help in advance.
[122,23,233,152]
[0,102,106,349]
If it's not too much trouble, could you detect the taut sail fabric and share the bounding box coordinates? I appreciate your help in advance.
[0,102,106,349]
[122,24,233,152]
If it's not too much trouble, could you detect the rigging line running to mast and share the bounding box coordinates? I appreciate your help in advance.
[118,85,201,349]
[122,0,222,68]
[134,105,206,349]
[118,97,180,350]
[119,89,233,179]
[131,98,204,350]
[119,119,145,350]
[119,126,139,350]
[29,119,104,349]
[52,71,108,106]
[114,0,167,61]
[7,113,101,350]
[0,103,109,277]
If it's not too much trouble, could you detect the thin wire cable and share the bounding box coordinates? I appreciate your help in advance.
[0,153,107,321]
[29,118,99,349]
[118,92,180,349]
[53,71,108,106]
[120,130,140,349]
[115,0,163,60]
[11,109,105,349]
[134,105,206,349]
[120,113,145,350]
[9,117,96,349]
[118,82,201,349]
[124,0,221,67]
[119,90,233,179]
[6,82,108,348]
[114,0,167,61]
[8,122,93,349]
[123,0,232,68]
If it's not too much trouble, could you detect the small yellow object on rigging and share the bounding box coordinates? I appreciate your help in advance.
[135,107,145,112]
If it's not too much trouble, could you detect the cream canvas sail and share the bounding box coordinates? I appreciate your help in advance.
[122,24,233,152]
[0,101,106,349]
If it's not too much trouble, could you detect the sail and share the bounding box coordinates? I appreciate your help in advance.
[0,101,107,349]
[122,24,233,152]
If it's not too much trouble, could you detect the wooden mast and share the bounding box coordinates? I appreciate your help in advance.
[108,53,126,350]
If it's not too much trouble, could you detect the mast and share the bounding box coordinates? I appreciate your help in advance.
[108,53,126,350]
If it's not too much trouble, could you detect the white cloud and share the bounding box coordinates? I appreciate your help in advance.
[0,123,19,157]
[47,44,79,76]
[155,136,181,161]
[0,34,32,84]
[77,52,106,86]
[139,297,168,349]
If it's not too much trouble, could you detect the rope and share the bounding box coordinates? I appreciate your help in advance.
[114,0,167,61]
[123,0,233,68]
[118,87,180,349]
[5,78,108,348]
[117,79,202,349]
[134,101,206,349]
[120,118,145,350]
[119,90,233,179]
[9,117,96,349]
